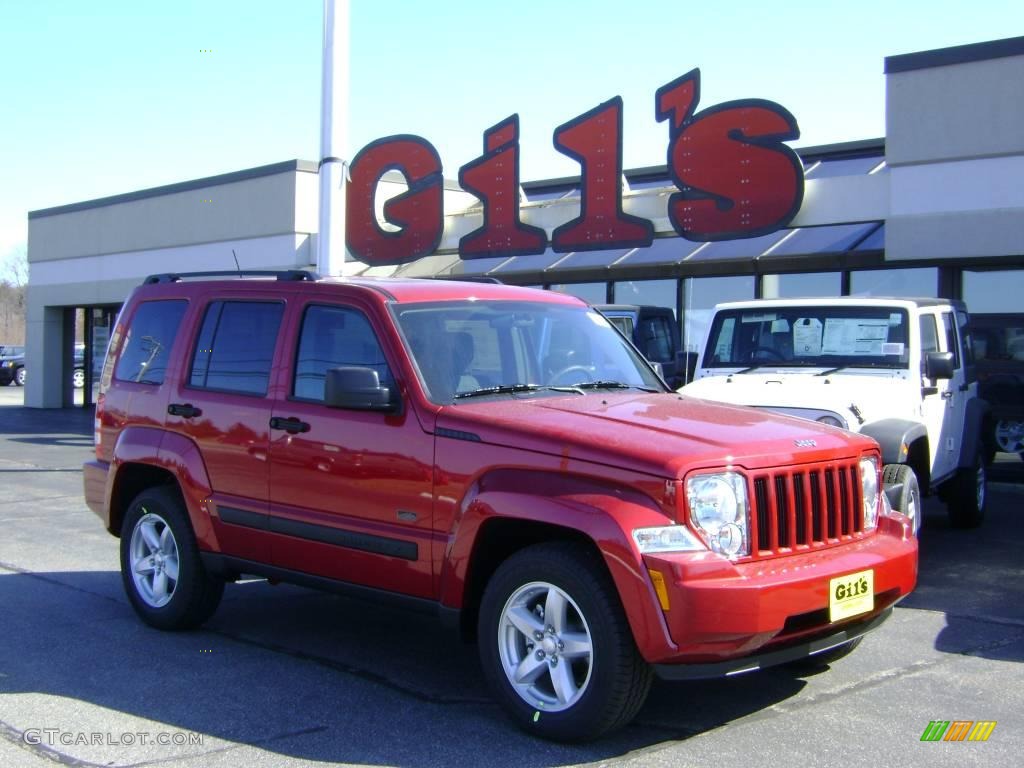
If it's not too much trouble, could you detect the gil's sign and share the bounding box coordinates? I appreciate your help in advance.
[346,69,803,265]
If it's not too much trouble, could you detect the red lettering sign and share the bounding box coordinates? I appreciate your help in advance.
[550,97,654,253]
[656,69,804,240]
[458,116,547,258]
[345,70,804,265]
[346,135,443,265]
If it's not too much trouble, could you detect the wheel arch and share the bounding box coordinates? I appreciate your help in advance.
[440,468,677,661]
[860,419,930,489]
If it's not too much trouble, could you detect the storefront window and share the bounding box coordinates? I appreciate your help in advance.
[549,282,608,305]
[761,272,841,298]
[962,269,1024,314]
[850,267,938,297]
[682,275,755,353]
[612,280,677,314]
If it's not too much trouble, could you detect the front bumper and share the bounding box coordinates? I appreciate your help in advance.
[640,515,917,665]
[654,607,891,679]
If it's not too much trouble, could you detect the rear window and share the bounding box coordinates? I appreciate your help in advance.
[189,301,284,396]
[113,300,187,385]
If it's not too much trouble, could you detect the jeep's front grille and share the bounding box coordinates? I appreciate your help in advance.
[751,461,863,556]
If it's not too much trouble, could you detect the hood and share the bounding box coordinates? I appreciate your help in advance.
[436,392,873,479]
[682,370,917,428]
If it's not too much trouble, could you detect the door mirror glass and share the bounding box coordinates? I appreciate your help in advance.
[324,367,397,411]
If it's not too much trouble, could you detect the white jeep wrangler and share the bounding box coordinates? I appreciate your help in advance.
[682,297,988,531]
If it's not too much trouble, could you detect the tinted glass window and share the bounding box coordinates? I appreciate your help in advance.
[638,316,673,363]
[190,301,283,395]
[293,305,393,401]
[920,315,939,355]
[114,300,187,385]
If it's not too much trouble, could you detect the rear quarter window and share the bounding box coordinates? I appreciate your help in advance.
[113,300,187,385]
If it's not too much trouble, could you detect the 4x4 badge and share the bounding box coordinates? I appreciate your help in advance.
[794,439,817,447]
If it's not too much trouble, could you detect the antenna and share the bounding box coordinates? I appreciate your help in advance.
[232,249,242,276]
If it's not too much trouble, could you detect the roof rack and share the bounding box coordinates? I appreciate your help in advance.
[430,276,504,284]
[143,270,319,284]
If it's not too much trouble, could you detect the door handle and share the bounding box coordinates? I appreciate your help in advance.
[167,403,202,418]
[270,416,311,434]
[941,390,953,400]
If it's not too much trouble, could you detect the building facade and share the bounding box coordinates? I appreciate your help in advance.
[25,36,1024,411]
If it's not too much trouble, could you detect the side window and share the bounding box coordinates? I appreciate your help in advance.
[940,311,960,368]
[919,314,939,355]
[638,316,673,363]
[190,301,283,396]
[114,300,187,385]
[293,305,393,402]
[956,311,975,367]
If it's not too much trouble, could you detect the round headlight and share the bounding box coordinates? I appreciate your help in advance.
[686,472,749,557]
[688,475,740,527]
[817,414,845,428]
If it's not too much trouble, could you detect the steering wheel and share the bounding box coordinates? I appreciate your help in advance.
[751,346,785,362]
[550,365,595,386]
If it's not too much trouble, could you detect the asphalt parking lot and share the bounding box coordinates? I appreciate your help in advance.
[0,383,1022,768]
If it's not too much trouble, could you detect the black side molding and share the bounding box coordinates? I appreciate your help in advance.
[217,505,418,561]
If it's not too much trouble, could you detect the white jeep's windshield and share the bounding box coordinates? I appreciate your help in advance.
[704,306,910,370]
[394,301,665,404]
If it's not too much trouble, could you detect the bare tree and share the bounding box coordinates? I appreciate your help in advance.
[0,246,27,343]
[1,245,28,287]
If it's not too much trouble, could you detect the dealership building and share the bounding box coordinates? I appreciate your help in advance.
[24,36,1024,409]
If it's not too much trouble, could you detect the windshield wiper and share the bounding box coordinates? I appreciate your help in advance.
[573,380,660,392]
[453,383,584,399]
[816,362,897,376]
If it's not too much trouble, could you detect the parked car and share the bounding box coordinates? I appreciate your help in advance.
[971,313,1024,459]
[0,348,25,386]
[85,271,917,742]
[1,347,86,388]
[594,304,691,388]
[682,297,989,532]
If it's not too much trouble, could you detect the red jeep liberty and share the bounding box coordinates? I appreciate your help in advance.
[84,272,917,741]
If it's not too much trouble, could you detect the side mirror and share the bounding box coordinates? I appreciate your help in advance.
[924,351,955,380]
[324,367,397,411]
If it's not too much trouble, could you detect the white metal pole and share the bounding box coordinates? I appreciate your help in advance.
[317,0,350,276]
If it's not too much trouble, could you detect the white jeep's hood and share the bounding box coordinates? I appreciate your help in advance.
[681,370,919,430]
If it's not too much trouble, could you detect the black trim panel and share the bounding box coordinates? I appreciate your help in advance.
[201,554,445,617]
[653,607,892,680]
[217,505,418,561]
[885,36,1024,74]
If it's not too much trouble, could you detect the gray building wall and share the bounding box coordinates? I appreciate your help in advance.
[885,37,1024,261]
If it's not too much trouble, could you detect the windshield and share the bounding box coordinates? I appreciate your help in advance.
[703,305,910,370]
[393,300,665,404]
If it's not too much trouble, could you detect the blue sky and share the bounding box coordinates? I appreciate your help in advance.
[1,0,1020,265]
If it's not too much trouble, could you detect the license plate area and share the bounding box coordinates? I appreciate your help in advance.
[829,569,874,622]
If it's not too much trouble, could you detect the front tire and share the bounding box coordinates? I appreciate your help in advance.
[946,455,986,529]
[14,367,25,386]
[477,542,652,742]
[120,486,223,630]
[882,464,921,534]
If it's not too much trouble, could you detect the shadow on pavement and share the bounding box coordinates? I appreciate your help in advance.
[900,485,1024,663]
[0,567,810,766]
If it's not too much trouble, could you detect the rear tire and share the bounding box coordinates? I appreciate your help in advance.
[882,464,921,534]
[120,486,223,630]
[946,455,986,529]
[477,542,652,742]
